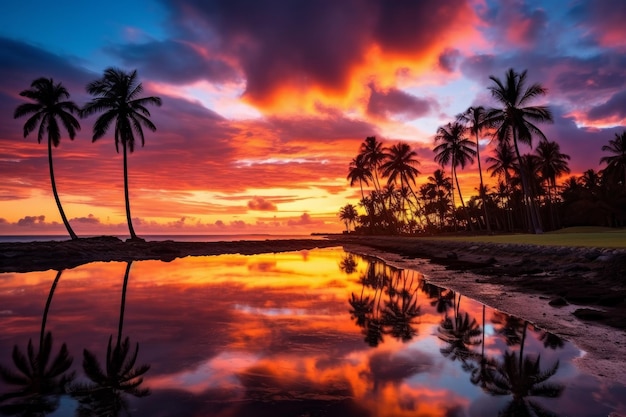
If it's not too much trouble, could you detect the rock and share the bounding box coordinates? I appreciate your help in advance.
[468,245,479,251]
[549,297,568,307]
[447,252,458,260]
[573,308,608,321]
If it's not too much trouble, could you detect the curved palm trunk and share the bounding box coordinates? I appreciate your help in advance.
[48,138,77,240]
[450,166,458,231]
[122,142,138,240]
[475,133,491,233]
[40,270,63,349]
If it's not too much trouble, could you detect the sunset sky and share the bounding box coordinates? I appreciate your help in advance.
[1,0,625,236]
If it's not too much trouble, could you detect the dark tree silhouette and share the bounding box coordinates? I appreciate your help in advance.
[600,131,626,188]
[434,122,476,230]
[14,78,81,240]
[81,68,162,241]
[486,68,553,234]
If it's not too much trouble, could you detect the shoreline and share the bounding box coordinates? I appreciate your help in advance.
[2,234,625,386]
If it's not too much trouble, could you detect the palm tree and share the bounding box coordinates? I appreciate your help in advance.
[338,203,358,232]
[380,142,423,229]
[427,169,453,228]
[358,136,386,192]
[347,154,373,202]
[459,106,491,231]
[600,131,626,188]
[434,122,476,230]
[486,68,553,234]
[14,78,81,240]
[535,141,570,229]
[81,68,162,241]
[487,141,517,231]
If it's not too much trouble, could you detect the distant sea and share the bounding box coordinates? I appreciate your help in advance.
[0,234,327,243]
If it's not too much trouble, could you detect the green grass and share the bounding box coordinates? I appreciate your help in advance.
[427,227,626,249]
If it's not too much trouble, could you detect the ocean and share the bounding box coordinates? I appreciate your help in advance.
[0,234,326,243]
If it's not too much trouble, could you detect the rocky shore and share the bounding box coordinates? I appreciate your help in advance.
[2,234,625,385]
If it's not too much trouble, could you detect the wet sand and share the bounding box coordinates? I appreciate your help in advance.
[1,234,625,385]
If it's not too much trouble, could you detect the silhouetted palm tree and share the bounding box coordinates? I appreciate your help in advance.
[347,154,373,202]
[487,142,517,230]
[380,142,423,228]
[81,68,162,241]
[338,203,358,232]
[600,131,626,188]
[14,78,81,240]
[0,271,74,415]
[359,136,386,192]
[459,106,491,231]
[434,122,476,230]
[487,68,553,233]
[535,141,570,229]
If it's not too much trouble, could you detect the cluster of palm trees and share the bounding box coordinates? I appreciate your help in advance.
[14,69,162,241]
[340,68,626,235]
[343,255,565,416]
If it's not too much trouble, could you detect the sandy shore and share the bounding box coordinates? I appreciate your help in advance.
[1,234,625,386]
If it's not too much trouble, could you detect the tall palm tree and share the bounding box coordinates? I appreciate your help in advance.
[486,68,553,234]
[535,141,570,230]
[459,106,491,232]
[434,122,476,230]
[14,78,81,240]
[347,154,373,202]
[487,141,517,231]
[359,136,386,192]
[380,142,423,229]
[600,131,626,188]
[81,68,162,241]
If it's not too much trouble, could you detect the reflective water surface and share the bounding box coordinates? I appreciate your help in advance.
[1,247,624,416]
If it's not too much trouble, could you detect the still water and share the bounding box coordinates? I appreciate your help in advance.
[0,247,624,416]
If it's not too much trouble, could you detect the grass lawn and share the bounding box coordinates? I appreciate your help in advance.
[428,227,626,249]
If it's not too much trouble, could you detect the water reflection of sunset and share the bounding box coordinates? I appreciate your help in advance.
[1,248,624,416]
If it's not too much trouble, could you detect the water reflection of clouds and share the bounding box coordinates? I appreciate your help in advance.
[1,248,625,416]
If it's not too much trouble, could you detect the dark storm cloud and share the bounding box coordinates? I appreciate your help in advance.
[367,84,434,120]
[587,90,626,122]
[109,39,239,84]
[160,0,473,102]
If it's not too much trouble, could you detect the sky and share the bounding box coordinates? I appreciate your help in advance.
[0,0,625,236]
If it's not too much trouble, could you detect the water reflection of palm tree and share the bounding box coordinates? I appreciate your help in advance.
[437,293,481,368]
[339,253,358,275]
[482,351,563,417]
[72,262,150,415]
[382,269,421,342]
[0,270,74,415]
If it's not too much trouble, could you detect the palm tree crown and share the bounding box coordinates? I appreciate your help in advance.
[600,131,626,187]
[14,77,81,240]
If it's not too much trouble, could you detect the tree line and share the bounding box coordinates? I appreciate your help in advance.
[339,68,626,235]
[14,69,162,241]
